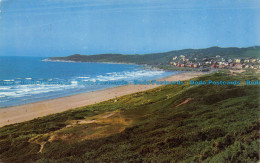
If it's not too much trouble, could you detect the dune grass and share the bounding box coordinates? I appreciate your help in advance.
[0,70,259,162]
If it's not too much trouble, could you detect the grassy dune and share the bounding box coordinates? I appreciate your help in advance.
[0,71,259,162]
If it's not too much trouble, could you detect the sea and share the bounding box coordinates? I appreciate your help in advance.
[0,56,179,108]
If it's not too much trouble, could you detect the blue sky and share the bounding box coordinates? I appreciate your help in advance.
[0,0,259,57]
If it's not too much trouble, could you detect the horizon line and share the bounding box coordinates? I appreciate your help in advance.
[1,45,259,57]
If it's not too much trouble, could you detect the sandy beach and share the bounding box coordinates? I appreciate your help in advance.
[0,72,206,127]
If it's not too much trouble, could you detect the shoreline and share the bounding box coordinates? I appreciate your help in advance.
[42,59,166,71]
[42,58,139,66]
[0,72,207,127]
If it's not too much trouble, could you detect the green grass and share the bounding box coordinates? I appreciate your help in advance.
[0,71,259,163]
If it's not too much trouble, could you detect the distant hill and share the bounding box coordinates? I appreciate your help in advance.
[47,46,260,65]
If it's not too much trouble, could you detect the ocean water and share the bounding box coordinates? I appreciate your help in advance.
[0,56,178,108]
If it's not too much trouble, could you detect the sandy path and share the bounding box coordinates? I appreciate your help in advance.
[0,72,205,127]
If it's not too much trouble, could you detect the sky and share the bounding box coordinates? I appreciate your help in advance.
[0,0,259,57]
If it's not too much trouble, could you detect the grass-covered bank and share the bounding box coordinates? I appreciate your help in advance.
[0,71,259,162]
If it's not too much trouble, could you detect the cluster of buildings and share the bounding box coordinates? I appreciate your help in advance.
[170,55,260,70]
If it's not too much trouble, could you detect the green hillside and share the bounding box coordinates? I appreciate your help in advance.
[0,71,259,162]
[48,46,260,65]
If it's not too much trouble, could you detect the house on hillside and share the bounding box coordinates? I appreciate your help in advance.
[228,59,233,63]
[244,59,250,63]
[235,59,241,63]
[211,64,217,68]
[234,64,243,69]
[250,59,256,63]
[172,56,178,60]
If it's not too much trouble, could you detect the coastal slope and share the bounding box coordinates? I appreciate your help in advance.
[0,71,259,162]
